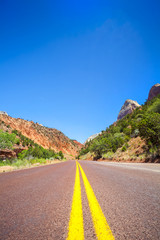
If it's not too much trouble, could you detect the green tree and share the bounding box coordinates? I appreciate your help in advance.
[59,151,64,159]
[0,130,16,149]
[138,113,160,146]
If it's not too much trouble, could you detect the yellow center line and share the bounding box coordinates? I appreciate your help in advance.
[78,162,115,240]
[66,161,84,240]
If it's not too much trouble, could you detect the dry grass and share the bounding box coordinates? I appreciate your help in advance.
[0,159,66,173]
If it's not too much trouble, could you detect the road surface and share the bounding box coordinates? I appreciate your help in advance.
[0,160,160,239]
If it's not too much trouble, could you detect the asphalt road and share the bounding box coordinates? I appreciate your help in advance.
[0,161,160,240]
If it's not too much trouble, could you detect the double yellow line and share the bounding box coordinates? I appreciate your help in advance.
[67,161,114,240]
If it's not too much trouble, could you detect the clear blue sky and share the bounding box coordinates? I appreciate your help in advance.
[0,0,160,143]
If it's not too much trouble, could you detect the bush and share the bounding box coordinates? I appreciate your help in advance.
[0,159,12,166]
[102,151,114,159]
[123,127,131,136]
[0,130,17,149]
[16,138,20,145]
[59,151,64,159]
[122,146,127,152]
[147,98,160,114]
[18,145,62,160]
[12,130,18,135]
[131,129,139,138]
[138,113,160,146]
[12,159,29,168]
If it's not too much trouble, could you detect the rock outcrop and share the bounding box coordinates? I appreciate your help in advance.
[0,148,26,160]
[0,114,83,157]
[148,83,160,101]
[85,132,102,144]
[0,149,16,159]
[117,99,140,120]
[0,111,8,116]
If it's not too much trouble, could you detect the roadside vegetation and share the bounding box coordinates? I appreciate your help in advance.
[0,129,65,171]
[0,130,18,149]
[79,95,160,162]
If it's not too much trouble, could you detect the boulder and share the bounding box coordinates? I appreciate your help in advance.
[0,149,16,160]
[117,99,140,120]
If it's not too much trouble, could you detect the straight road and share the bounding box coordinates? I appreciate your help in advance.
[0,161,160,240]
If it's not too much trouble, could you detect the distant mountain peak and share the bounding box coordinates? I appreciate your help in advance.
[117,99,140,120]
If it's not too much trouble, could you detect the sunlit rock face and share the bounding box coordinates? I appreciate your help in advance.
[148,83,160,101]
[0,111,8,116]
[117,99,140,120]
[85,132,102,144]
[0,114,82,157]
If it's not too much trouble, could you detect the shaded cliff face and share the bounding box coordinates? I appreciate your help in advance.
[148,83,160,101]
[0,114,82,157]
[117,99,140,120]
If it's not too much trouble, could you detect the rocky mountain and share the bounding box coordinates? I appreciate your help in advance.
[0,114,82,158]
[117,99,140,120]
[80,83,160,163]
[148,83,160,101]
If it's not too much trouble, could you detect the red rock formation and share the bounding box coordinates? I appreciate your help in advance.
[148,83,160,101]
[0,115,83,157]
[0,149,16,159]
[73,140,83,148]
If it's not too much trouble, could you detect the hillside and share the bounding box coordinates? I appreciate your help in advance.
[79,84,160,163]
[0,114,83,159]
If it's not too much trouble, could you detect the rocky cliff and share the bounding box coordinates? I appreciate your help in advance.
[0,114,82,157]
[148,83,160,101]
[117,99,140,120]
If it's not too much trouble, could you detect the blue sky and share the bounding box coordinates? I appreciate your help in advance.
[0,0,160,143]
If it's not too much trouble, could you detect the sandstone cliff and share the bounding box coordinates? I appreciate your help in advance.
[0,114,82,157]
[148,83,160,101]
[117,99,140,120]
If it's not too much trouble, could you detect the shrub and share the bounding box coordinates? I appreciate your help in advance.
[59,151,64,159]
[147,98,160,114]
[102,151,114,159]
[18,145,62,160]
[123,127,131,136]
[16,138,20,145]
[0,130,17,149]
[138,113,160,146]
[12,130,18,135]
[122,146,127,152]
[12,159,29,168]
